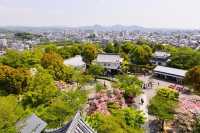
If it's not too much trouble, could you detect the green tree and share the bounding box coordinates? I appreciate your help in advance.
[72,70,93,87]
[86,113,124,133]
[152,44,166,52]
[58,44,82,59]
[36,90,87,128]
[184,66,200,94]
[122,108,145,128]
[104,42,115,53]
[41,52,74,82]
[45,44,58,53]
[148,88,179,131]
[0,65,31,94]
[88,64,105,80]
[0,49,43,68]
[86,107,145,133]
[168,48,200,69]
[115,75,142,99]
[130,45,152,65]
[22,67,57,107]
[120,42,134,54]
[0,96,24,133]
[81,44,98,64]
[41,52,63,69]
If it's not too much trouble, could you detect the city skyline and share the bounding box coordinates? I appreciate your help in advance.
[0,0,200,29]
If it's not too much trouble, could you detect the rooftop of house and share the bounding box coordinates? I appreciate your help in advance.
[154,65,187,77]
[96,53,123,63]
[64,55,86,67]
[16,114,47,133]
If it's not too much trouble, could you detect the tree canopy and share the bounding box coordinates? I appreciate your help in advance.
[81,44,98,64]
[0,49,43,68]
[185,66,200,94]
[22,67,57,107]
[86,107,145,133]
[0,96,24,133]
[115,75,143,98]
[104,42,115,53]
[0,65,31,94]
[148,88,179,130]
[130,45,152,65]
[168,48,200,69]
[36,90,87,128]
[88,64,105,80]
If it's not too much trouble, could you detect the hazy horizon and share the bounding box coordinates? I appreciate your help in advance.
[0,0,200,29]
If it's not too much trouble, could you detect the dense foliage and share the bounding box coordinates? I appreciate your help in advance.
[22,67,57,107]
[0,96,25,133]
[86,107,145,133]
[81,44,98,64]
[36,90,87,128]
[185,66,200,94]
[0,49,42,68]
[148,88,179,130]
[88,64,105,80]
[168,48,200,69]
[115,75,143,99]
[130,45,152,65]
[0,65,31,94]
[15,32,41,40]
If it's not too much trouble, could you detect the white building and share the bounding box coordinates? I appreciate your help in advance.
[0,39,7,49]
[151,51,171,66]
[96,54,123,70]
[153,65,187,84]
[64,55,86,70]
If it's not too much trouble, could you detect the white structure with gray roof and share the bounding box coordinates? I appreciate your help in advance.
[153,65,187,84]
[96,54,123,70]
[64,55,86,70]
[151,51,171,66]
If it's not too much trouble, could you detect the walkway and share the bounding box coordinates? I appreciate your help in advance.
[135,75,168,133]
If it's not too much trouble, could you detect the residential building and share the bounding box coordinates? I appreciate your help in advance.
[153,65,187,84]
[0,39,7,50]
[150,51,171,66]
[95,53,123,70]
[64,55,86,71]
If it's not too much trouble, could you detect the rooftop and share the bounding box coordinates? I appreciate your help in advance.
[64,55,85,67]
[45,111,96,133]
[153,51,170,58]
[96,53,122,63]
[154,65,187,77]
[16,114,47,133]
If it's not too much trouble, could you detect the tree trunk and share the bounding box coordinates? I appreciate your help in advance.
[161,120,164,132]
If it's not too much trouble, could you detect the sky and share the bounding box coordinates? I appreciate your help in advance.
[0,0,200,29]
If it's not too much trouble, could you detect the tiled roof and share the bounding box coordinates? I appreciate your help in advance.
[45,111,96,133]
[96,54,122,63]
[16,114,47,133]
[154,65,187,77]
[153,51,170,58]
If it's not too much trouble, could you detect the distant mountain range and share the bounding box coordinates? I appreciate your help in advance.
[0,25,198,33]
[76,25,146,32]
